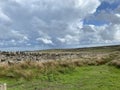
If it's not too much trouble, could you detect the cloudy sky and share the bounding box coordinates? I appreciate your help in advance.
[0,0,120,51]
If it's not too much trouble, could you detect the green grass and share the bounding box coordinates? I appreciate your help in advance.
[1,46,120,90]
[1,65,120,90]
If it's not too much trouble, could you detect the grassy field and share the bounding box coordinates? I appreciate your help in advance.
[1,45,120,90]
[0,65,120,90]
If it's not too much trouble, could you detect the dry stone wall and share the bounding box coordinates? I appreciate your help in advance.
[0,51,107,64]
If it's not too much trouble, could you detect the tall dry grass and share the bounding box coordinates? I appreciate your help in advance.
[0,53,117,81]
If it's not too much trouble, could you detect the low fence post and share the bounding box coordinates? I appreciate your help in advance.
[4,83,7,90]
[0,83,7,90]
[0,84,2,90]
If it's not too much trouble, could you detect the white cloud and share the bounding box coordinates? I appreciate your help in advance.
[81,24,120,44]
[81,1,120,46]
[115,14,120,18]
[0,0,102,50]
[36,38,53,45]
[0,0,120,50]
[114,24,120,40]
[0,9,11,23]
[58,34,80,45]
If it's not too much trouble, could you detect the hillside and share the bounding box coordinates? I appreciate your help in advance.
[0,45,120,64]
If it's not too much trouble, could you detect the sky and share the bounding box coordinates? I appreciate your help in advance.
[0,0,120,51]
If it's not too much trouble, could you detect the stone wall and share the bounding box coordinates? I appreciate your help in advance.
[0,51,107,64]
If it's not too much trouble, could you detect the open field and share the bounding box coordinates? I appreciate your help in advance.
[0,45,120,90]
[0,65,120,90]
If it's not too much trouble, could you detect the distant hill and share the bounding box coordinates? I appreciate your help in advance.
[33,45,120,52]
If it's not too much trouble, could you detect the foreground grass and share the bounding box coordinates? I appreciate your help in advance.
[0,65,120,90]
[0,51,120,90]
